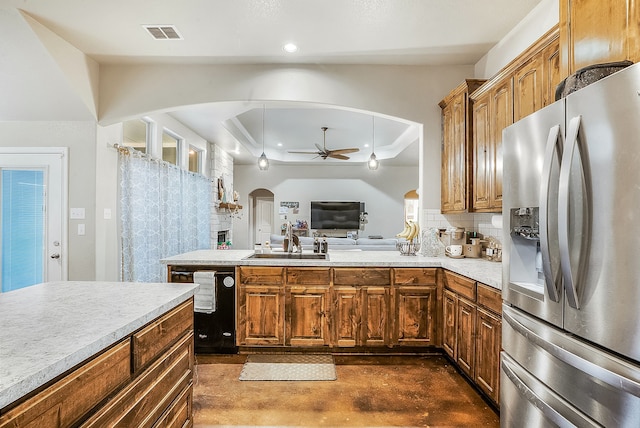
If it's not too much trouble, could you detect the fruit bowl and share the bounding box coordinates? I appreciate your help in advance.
[397,241,420,256]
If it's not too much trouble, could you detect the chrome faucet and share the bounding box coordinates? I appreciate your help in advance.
[285,221,301,253]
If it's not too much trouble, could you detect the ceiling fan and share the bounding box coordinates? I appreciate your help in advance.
[288,127,360,160]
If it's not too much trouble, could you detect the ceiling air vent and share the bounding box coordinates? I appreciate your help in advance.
[143,25,183,40]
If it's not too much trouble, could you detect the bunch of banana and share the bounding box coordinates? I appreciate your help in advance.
[396,220,421,242]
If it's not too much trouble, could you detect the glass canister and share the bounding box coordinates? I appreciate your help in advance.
[421,227,445,257]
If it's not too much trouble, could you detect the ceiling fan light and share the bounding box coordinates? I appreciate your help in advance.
[258,152,269,170]
[368,152,379,170]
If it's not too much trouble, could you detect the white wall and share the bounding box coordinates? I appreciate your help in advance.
[0,121,97,280]
[233,164,417,248]
[474,0,559,78]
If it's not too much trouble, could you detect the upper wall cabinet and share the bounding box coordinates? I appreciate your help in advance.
[468,26,559,213]
[439,80,486,214]
[470,77,512,212]
[560,0,640,77]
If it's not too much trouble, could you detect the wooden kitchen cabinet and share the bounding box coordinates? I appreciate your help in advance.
[560,0,640,77]
[238,267,286,346]
[238,285,285,346]
[442,289,457,359]
[332,286,360,347]
[361,286,392,347]
[392,268,439,347]
[286,285,330,347]
[442,270,502,405]
[513,28,561,121]
[439,79,486,213]
[456,297,476,378]
[475,307,501,404]
[1,299,195,428]
[471,76,511,212]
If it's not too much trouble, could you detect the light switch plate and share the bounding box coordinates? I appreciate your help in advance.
[103,208,112,220]
[78,224,85,236]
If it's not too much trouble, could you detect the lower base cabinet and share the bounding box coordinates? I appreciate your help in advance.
[443,271,502,405]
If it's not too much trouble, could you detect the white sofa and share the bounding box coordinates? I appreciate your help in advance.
[269,234,399,251]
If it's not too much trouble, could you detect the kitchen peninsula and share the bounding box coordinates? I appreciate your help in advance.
[0,281,198,427]
[163,249,503,404]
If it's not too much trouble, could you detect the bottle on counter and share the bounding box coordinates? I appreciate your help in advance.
[320,238,328,254]
[313,237,320,253]
[263,241,271,254]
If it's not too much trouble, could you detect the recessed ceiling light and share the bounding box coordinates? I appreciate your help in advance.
[283,43,298,53]
[364,143,370,148]
[277,143,283,147]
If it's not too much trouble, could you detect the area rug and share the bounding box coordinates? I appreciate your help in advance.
[239,354,337,381]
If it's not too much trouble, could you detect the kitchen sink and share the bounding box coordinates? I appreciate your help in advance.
[244,252,328,260]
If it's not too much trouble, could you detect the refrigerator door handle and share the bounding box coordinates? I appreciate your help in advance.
[558,115,592,310]
[503,308,640,397]
[539,125,563,303]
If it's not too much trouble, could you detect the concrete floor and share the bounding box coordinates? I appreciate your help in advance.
[193,354,499,427]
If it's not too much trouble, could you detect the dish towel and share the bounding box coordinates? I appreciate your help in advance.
[193,271,216,313]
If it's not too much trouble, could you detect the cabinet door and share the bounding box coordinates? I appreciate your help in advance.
[472,93,491,211]
[237,285,284,346]
[394,286,437,347]
[456,298,476,378]
[542,38,561,107]
[442,290,457,359]
[475,308,502,404]
[361,286,391,347]
[513,55,543,122]
[450,91,468,212]
[560,0,640,76]
[286,286,330,347]
[332,286,359,347]
[488,78,512,210]
[441,103,455,212]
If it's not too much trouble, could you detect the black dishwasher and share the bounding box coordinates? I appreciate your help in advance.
[170,266,238,354]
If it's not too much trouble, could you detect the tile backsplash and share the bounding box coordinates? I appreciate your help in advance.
[421,209,503,243]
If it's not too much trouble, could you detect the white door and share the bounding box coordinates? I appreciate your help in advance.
[0,149,67,292]
[255,198,273,245]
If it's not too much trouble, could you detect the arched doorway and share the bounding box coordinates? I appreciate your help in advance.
[250,188,274,248]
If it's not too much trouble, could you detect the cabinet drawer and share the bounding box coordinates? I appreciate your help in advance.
[133,299,194,372]
[393,268,437,285]
[477,283,502,314]
[152,383,192,428]
[82,332,193,428]
[239,266,284,285]
[334,268,390,286]
[444,271,476,301]
[286,268,330,285]
[0,340,131,428]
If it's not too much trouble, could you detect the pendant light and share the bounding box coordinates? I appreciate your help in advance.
[368,116,379,170]
[258,105,269,170]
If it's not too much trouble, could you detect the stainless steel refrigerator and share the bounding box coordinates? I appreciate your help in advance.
[501,62,640,427]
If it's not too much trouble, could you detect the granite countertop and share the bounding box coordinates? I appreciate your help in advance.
[0,281,198,410]
[162,249,503,290]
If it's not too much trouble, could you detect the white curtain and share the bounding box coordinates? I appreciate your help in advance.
[119,149,211,282]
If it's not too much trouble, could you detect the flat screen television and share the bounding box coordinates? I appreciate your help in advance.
[310,201,361,230]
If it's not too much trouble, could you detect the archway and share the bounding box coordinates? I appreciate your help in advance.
[249,188,275,249]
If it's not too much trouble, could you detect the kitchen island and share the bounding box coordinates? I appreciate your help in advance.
[0,281,198,427]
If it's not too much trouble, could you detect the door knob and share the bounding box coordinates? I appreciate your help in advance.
[50,253,60,259]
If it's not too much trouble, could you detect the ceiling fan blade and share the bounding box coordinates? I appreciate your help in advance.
[288,150,320,154]
[329,148,360,155]
[328,153,350,160]
[315,143,325,152]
